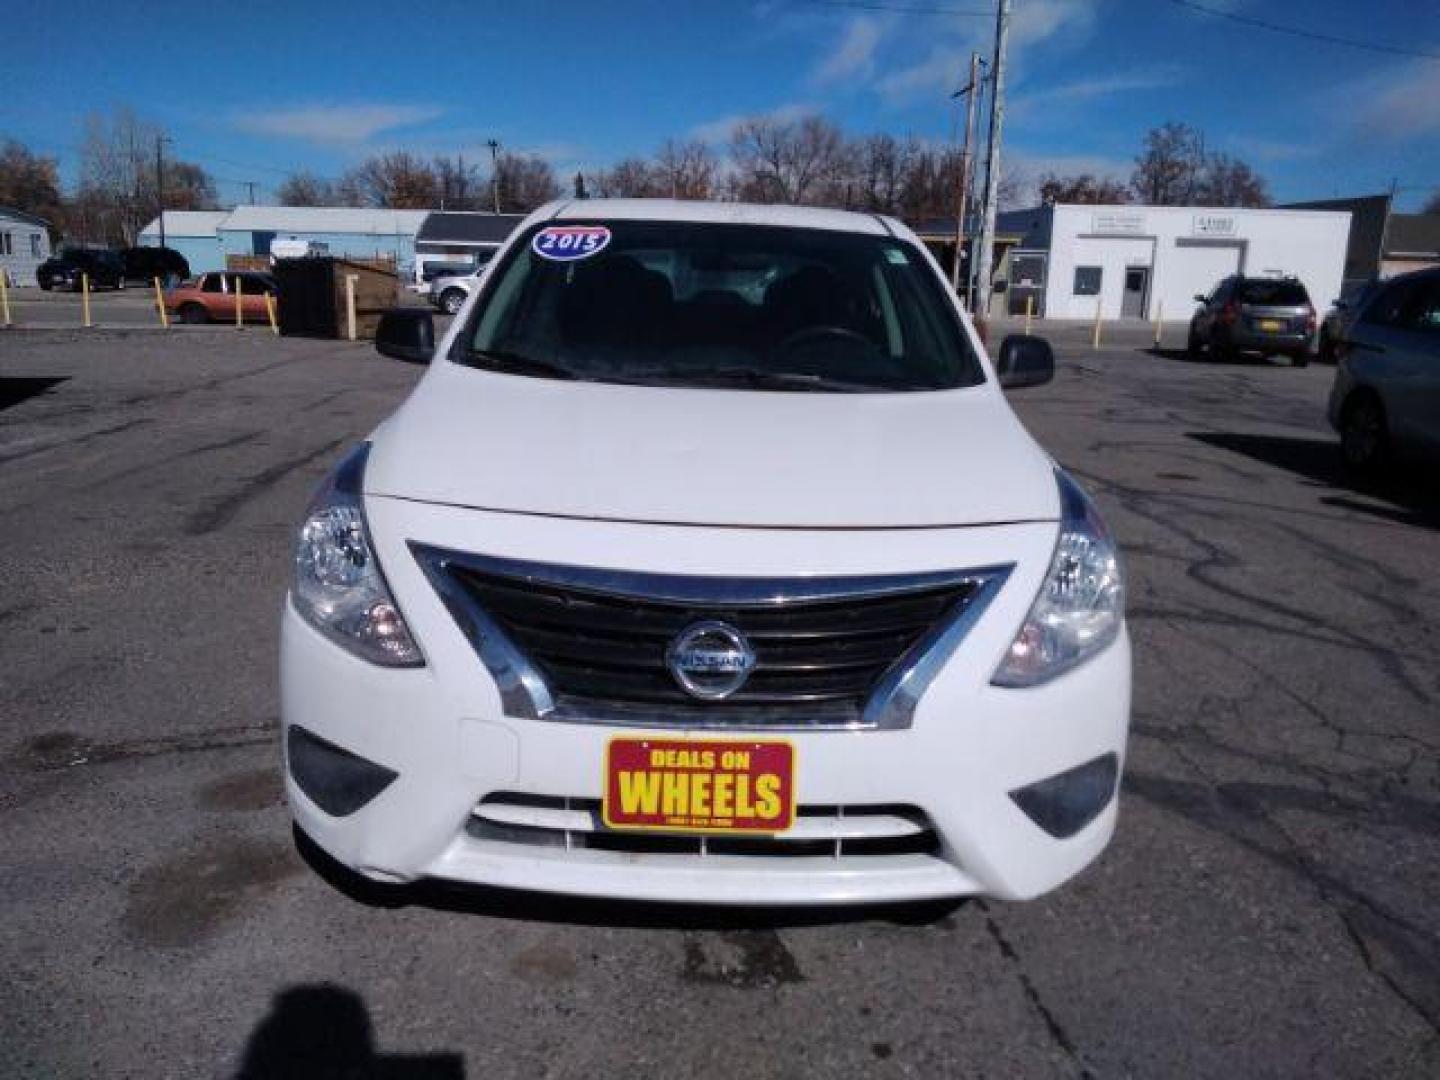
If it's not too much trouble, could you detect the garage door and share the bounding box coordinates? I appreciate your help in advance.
[1171,241,1243,304]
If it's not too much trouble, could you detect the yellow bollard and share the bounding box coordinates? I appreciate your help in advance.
[1092,294,1102,350]
[1024,294,1034,336]
[153,277,169,329]
[345,275,358,341]
[264,292,279,335]
[234,275,244,329]
[82,273,92,328]
[0,272,11,328]
[1153,299,1163,349]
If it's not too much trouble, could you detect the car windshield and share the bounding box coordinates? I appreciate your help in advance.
[456,220,982,392]
[1237,279,1308,305]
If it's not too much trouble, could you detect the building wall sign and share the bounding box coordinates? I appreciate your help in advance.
[1192,214,1237,237]
[1092,211,1146,235]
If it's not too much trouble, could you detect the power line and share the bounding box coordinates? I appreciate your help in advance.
[788,0,993,15]
[1163,0,1440,62]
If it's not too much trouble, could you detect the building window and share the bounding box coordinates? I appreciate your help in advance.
[1073,266,1102,296]
[0,232,12,256]
[30,234,43,257]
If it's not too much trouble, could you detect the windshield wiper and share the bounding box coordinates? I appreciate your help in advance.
[694,368,887,393]
[463,348,580,381]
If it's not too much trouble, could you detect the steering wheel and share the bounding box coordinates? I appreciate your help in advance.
[775,325,873,354]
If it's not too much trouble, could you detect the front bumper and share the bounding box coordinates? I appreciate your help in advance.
[281,501,1131,904]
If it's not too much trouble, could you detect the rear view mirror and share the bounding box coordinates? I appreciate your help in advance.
[996,334,1054,389]
[375,309,435,363]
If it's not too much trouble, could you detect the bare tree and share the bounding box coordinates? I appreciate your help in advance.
[340,152,439,208]
[0,139,64,230]
[844,134,915,214]
[77,108,218,244]
[655,139,718,200]
[1038,172,1131,205]
[1130,122,1270,207]
[593,158,664,198]
[492,153,560,212]
[1130,121,1204,205]
[276,171,338,206]
[1194,153,1269,207]
[730,115,844,204]
[432,155,482,210]
[165,161,218,211]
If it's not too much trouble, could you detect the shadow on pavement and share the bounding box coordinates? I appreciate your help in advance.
[0,376,68,411]
[1187,431,1440,528]
[294,825,964,931]
[235,984,464,1079]
[1144,346,1294,367]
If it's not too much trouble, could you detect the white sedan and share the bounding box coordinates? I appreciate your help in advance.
[281,199,1131,905]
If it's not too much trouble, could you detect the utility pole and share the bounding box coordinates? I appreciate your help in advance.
[950,51,983,300]
[486,139,501,214]
[974,0,1011,328]
[155,135,171,249]
[245,181,257,205]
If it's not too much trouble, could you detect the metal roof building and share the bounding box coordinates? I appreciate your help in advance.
[413,212,525,279]
[137,211,229,277]
[139,206,432,277]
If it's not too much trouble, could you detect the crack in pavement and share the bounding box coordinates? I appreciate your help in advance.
[979,903,1096,1079]
[11,722,277,773]
[184,436,347,535]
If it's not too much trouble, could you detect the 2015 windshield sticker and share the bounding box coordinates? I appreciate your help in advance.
[532,225,611,261]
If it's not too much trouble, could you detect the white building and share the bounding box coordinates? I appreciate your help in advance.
[994,203,1352,321]
[0,207,53,287]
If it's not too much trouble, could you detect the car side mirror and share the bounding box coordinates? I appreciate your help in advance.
[375,309,435,363]
[996,334,1054,389]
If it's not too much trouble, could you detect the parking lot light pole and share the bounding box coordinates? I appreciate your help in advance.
[487,140,501,215]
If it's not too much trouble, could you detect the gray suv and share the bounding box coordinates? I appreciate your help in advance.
[1187,275,1316,366]
[1328,267,1440,471]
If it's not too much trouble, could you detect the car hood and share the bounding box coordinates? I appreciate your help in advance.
[364,364,1060,528]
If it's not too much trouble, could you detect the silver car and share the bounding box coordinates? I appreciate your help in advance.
[1187,275,1316,366]
[428,268,481,315]
[1328,267,1440,470]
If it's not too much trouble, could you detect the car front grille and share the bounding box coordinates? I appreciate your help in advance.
[467,792,939,858]
[412,546,1011,730]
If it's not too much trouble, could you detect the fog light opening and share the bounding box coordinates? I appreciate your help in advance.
[287,725,398,817]
[1009,753,1119,839]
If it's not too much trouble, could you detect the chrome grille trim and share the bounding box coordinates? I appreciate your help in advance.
[411,544,1012,731]
[468,794,938,858]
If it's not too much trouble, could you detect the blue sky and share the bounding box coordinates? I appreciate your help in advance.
[2,0,1437,209]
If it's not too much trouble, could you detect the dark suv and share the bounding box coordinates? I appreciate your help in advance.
[36,249,126,291]
[121,246,190,285]
[1187,275,1316,366]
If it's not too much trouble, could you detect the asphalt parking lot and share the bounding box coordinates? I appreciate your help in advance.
[2,322,1437,1078]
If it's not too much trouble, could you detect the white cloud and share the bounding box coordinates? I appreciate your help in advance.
[812,16,884,87]
[1350,62,1440,141]
[873,0,1098,105]
[689,102,815,144]
[1010,67,1185,115]
[1225,135,1320,163]
[236,104,444,144]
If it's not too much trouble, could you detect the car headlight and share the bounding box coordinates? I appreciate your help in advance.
[992,469,1123,688]
[292,443,423,667]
